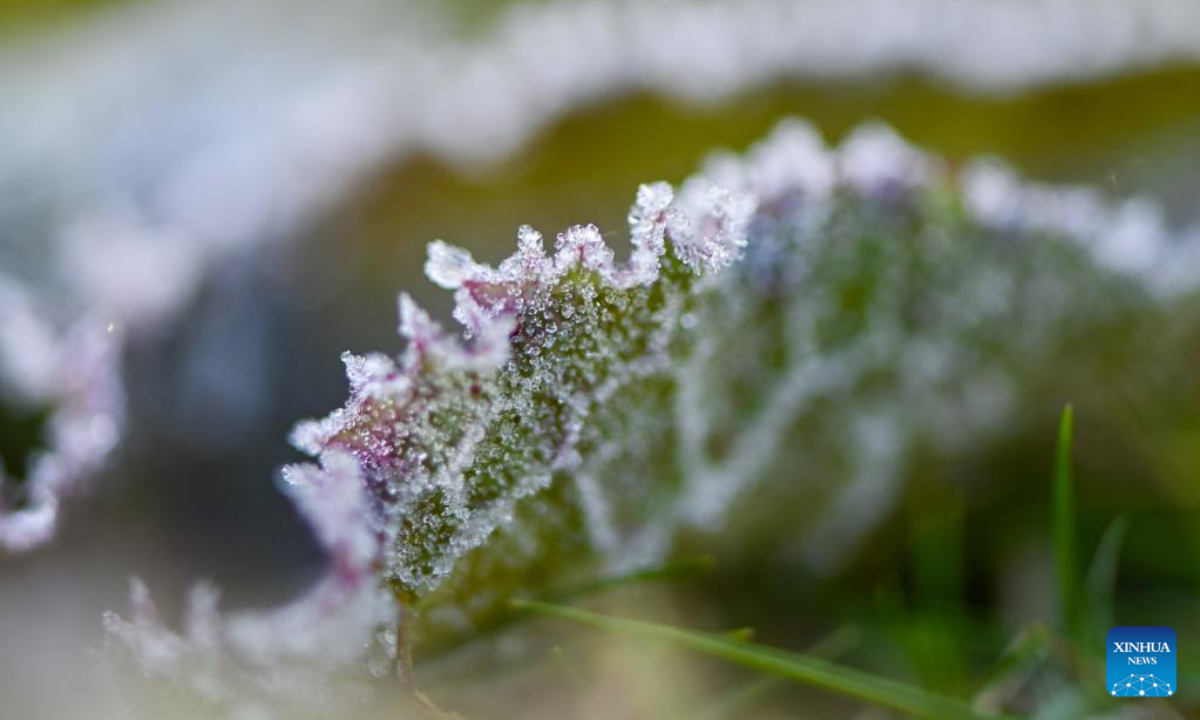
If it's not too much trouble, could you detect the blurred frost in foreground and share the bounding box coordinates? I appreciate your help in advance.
[0,278,122,551]
[106,119,1200,717]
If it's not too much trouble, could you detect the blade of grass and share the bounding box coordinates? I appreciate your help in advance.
[696,624,862,720]
[973,624,1054,710]
[1053,404,1080,637]
[696,675,781,720]
[511,599,1019,720]
[1084,514,1129,642]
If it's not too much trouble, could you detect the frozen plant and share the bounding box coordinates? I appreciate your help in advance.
[106,119,1199,716]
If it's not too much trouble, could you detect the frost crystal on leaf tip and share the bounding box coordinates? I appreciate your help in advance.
[280,451,379,576]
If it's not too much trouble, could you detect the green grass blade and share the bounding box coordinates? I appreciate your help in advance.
[696,675,783,720]
[511,599,1019,720]
[696,625,862,720]
[1084,514,1129,640]
[1053,403,1079,636]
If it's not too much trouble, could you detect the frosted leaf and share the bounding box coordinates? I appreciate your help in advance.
[286,177,750,595]
[285,120,1198,612]
[0,276,124,552]
[106,119,1199,714]
[265,121,1200,627]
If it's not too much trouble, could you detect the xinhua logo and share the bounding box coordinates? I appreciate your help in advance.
[1107,626,1176,698]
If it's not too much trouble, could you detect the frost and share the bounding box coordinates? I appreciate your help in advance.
[960,159,1200,295]
[104,576,395,717]
[105,119,1200,714]
[837,123,938,191]
[0,277,123,552]
[104,453,396,718]
[280,451,379,576]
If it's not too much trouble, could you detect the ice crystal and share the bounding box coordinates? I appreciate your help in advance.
[0,277,123,552]
[106,119,1199,715]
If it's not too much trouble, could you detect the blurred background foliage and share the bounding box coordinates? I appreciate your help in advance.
[0,1,1199,717]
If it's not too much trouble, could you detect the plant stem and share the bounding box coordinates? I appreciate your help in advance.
[396,601,416,692]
